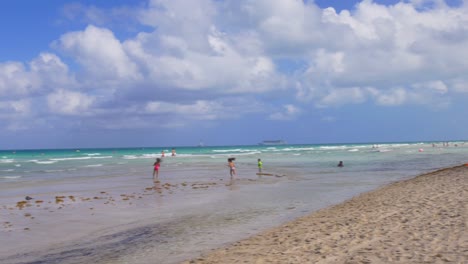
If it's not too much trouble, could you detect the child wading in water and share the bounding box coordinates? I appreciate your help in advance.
[257,158,263,173]
[153,158,162,181]
[227,158,236,178]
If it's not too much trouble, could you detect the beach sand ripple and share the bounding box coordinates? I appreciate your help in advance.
[183,165,468,263]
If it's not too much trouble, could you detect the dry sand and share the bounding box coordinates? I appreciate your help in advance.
[183,165,468,263]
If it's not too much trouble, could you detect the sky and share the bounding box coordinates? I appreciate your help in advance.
[1,0,468,149]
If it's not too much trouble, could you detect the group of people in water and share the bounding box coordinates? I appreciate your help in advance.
[152,149,344,182]
[160,148,177,158]
[152,150,265,182]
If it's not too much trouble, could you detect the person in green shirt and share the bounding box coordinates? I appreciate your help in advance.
[257,158,263,173]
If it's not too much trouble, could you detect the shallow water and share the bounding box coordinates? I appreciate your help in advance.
[1,142,467,263]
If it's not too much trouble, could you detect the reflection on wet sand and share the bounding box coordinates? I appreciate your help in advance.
[226,178,239,191]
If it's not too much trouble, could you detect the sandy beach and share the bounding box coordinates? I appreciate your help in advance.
[183,165,468,263]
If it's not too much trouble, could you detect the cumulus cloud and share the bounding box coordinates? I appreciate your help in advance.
[292,0,468,107]
[0,99,34,131]
[372,87,408,106]
[1,0,468,135]
[144,97,264,125]
[145,100,222,120]
[56,25,141,82]
[0,53,73,99]
[0,62,37,98]
[30,53,72,86]
[451,78,468,93]
[269,104,301,120]
[318,87,368,107]
[0,99,31,116]
[47,89,95,115]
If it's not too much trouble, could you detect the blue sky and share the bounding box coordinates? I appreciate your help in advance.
[1,0,468,149]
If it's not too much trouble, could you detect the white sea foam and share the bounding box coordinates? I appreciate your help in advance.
[34,160,58,164]
[85,164,103,167]
[123,155,139,159]
[142,154,160,159]
[0,176,21,179]
[282,148,294,151]
[50,156,113,161]
[378,149,392,153]
[288,147,316,151]
[1,169,14,172]
[348,149,359,152]
[383,143,410,148]
[213,149,258,153]
[86,153,102,156]
[319,146,347,150]
[44,169,66,173]
[227,151,261,156]
[280,147,318,152]
[213,149,241,153]
[50,157,92,161]
[91,156,113,159]
[0,159,15,163]
[170,154,194,157]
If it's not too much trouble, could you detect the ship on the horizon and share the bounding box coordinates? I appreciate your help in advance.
[259,140,287,145]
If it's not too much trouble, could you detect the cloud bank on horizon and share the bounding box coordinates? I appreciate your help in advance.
[1,0,468,148]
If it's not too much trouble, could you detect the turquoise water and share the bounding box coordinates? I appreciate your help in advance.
[1,141,467,184]
[1,141,467,263]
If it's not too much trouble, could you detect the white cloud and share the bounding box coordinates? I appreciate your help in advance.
[269,104,301,120]
[318,87,368,107]
[30,53,71,84]
[143,97,265,126]
[2,0,468,135]
[373,87,407,106]
[412,80,448,94]
[145,100,221,120]
[0,99,31,116]
[56,25,141,82]
[47,89,95,115]
[293,0,468,107]
[53,0,468,110]
[10,100,31,115]
[123,24,283,93]
[0,53,73,99]
[0,62,36,97]
[451,78,468,93]
[0,100,33,131]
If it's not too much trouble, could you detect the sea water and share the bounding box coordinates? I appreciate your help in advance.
[0,141,467,263]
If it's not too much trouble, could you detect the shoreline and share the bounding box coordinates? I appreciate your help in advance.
[182,165,468,263]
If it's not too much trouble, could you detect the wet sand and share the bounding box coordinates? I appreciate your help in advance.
[183,165,468,263]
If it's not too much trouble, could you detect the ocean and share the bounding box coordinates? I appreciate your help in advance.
[1,141,467,263]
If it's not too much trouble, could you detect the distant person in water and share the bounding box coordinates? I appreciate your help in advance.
[228,158,236,178]
[153,158,162,181]
[171,148,176,156]
[161,150,165,157]
[257,158,263,173]
[337,161,344,167]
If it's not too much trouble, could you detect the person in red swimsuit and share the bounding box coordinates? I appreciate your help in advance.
[153,158,162,181]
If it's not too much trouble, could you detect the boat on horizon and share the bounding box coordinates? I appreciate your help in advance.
[259,140,287,146]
